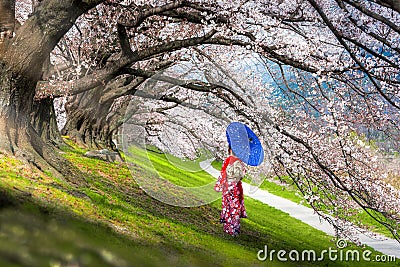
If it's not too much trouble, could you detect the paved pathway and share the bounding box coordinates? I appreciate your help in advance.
[199,159,400,259]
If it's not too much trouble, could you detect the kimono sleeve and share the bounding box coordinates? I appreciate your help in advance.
[214,157,230,192]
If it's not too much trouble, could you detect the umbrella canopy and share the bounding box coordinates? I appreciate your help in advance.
[226,122,264,166]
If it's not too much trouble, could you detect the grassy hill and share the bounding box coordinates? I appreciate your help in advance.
[0,139,398,267]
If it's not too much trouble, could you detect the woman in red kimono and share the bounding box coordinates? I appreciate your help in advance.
[214,146,247,236]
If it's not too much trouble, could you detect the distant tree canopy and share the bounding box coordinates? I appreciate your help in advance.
[0,0,399,242]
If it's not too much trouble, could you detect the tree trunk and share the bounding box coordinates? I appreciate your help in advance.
[0,0,103,184]
[62,88,118,150]
[0,65,87,185]
[61,74,145,150]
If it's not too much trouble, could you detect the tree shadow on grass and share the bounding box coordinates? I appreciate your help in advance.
[0,180,277,267]
[0,187,218,267]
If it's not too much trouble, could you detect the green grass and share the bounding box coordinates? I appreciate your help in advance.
[128,145,216,187]
[0,143,398,266]
[211,160,223,170]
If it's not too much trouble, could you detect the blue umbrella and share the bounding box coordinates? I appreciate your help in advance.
[226,122,264,166]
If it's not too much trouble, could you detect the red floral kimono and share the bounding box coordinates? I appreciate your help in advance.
[214,155,247,236]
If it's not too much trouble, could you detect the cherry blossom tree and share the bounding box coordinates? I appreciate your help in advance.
[114,0,400,240]
[1,0,399,242]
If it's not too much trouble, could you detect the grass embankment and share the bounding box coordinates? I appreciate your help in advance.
[0,140,397,267]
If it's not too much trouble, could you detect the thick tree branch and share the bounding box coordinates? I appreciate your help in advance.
[160,3,229,25]
[123,67,249,107]
[99,76,146,104]
[117,23,133,57]
[36,29,217,98]
[202,36,321,74]
[118,0,185,28]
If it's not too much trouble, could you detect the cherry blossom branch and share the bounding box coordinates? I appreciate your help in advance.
[266,114,400,241]
[161,7,229,25]
[203,37,323,74]
[118,0,185,28]
[123,67,250,107]
[341,36,398,69]
[36,29,217,98]
[307,0,400,110]
[342,0,400,34]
